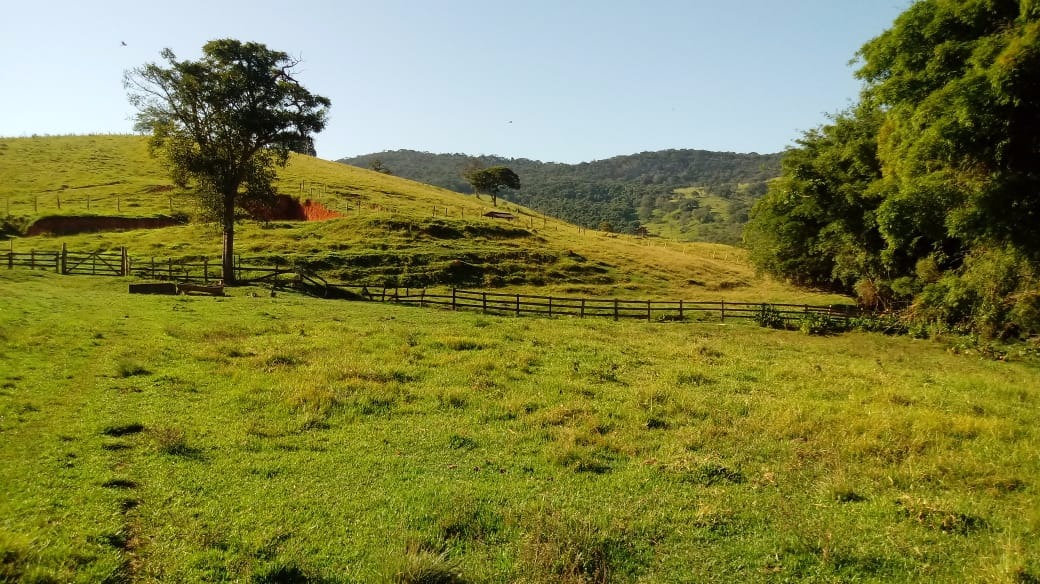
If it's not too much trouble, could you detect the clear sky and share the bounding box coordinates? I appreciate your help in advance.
[1,0,911,164]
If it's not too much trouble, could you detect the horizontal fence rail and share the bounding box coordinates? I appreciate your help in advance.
[3,245,866,323]
[377,288,861,323]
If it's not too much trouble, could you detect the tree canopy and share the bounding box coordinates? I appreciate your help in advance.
[125,39,331,283]
[745,0,1040,337]
[463,165,520,207]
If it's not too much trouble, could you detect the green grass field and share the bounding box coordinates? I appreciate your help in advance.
[2,270,1038,582]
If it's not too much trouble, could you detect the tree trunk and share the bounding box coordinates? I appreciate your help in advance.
[222,193,236,284]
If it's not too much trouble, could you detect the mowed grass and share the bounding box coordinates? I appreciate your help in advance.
[0,135,847,303]
[1,270,1038,582]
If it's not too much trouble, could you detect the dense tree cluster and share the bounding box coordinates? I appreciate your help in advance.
[746,0,1040,338]
[340,149,779,235]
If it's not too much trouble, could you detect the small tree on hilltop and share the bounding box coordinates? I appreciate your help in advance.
[124,39,331,284]
[463,165,520,207]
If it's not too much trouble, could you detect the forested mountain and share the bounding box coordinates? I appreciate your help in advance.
[745,0,1040,338]
[338,149,781,240]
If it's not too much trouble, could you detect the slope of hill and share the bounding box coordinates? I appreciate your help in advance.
[338,149,781,241]
[0,135,839,303]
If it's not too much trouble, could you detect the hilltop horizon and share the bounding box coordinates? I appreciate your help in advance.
[337,144,783,166]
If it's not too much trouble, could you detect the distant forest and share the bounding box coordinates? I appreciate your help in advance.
[338,149,781,239]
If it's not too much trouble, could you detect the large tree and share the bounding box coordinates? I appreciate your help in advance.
[745,0,1040,334]
[463,165,521,207]
[125,39,331,284]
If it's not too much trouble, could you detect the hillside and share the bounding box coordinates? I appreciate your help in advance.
[338,149,781,242]
[0,135,842,304]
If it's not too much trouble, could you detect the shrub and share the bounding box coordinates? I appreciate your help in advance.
[754,304,787,329]
[798,312,846,336]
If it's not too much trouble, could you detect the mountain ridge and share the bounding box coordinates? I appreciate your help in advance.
[338,148,782,241]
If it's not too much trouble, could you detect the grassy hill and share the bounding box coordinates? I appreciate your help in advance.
[1,270,1038,582]
[0,135,839,304]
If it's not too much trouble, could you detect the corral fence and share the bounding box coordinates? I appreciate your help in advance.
[362,287,862,324]
[4,246,129,276]
[3,245,865,324]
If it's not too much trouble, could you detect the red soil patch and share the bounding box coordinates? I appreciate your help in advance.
[26,215,185,236]
[25,196,339,236]
[248,195,343,221]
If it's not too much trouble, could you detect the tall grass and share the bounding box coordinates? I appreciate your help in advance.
[1,271,1037,581]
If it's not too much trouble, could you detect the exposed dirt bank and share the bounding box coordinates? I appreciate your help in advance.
[26,215,186,236]
[25,196,341,236]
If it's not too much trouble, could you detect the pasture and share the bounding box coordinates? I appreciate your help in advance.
[1,270,1038,582]
[0,135,849,304]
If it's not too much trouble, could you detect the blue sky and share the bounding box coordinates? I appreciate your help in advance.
[1,1,910,163]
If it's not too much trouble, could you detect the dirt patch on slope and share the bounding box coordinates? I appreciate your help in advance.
[26,215,187,236]
[249,195,343,221]
[25,196,339,236]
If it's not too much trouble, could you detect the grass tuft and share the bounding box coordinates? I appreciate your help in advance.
[115,359,150,378]
[387,541,468,584]
[896,496,988,534]
[101,422,145,436]
[152,426,200,457]
[519,507,649,583]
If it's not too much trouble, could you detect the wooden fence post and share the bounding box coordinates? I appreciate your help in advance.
[420,289,426,308]
[679,299,684,320]
[646,300,652,322]
[482,292,487,313]
[121,247,128,276]
[452,288,457,310]
[580,298,586,318]
[203,258,209,283]
[515,294,520,316]
[60,243,67,275]
[721,300,726,322]
[548,296,553,317]
[30,249,35,270]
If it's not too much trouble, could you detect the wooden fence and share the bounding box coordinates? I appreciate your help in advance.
[359,287,861,324]
[4,247,129,276]
[3,246,863,323]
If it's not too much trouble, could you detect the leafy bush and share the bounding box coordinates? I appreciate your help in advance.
[753,304,787,329]
[798,312,846,336]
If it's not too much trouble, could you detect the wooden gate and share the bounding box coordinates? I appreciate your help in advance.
[61,245,128,276]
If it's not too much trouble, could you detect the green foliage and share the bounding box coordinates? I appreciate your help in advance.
[745,1,1040,338]
[753,304,786,329]
[125,39,331,282]
[797,312,844,336]
[342,149,781,235]
[462,165,520,207]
